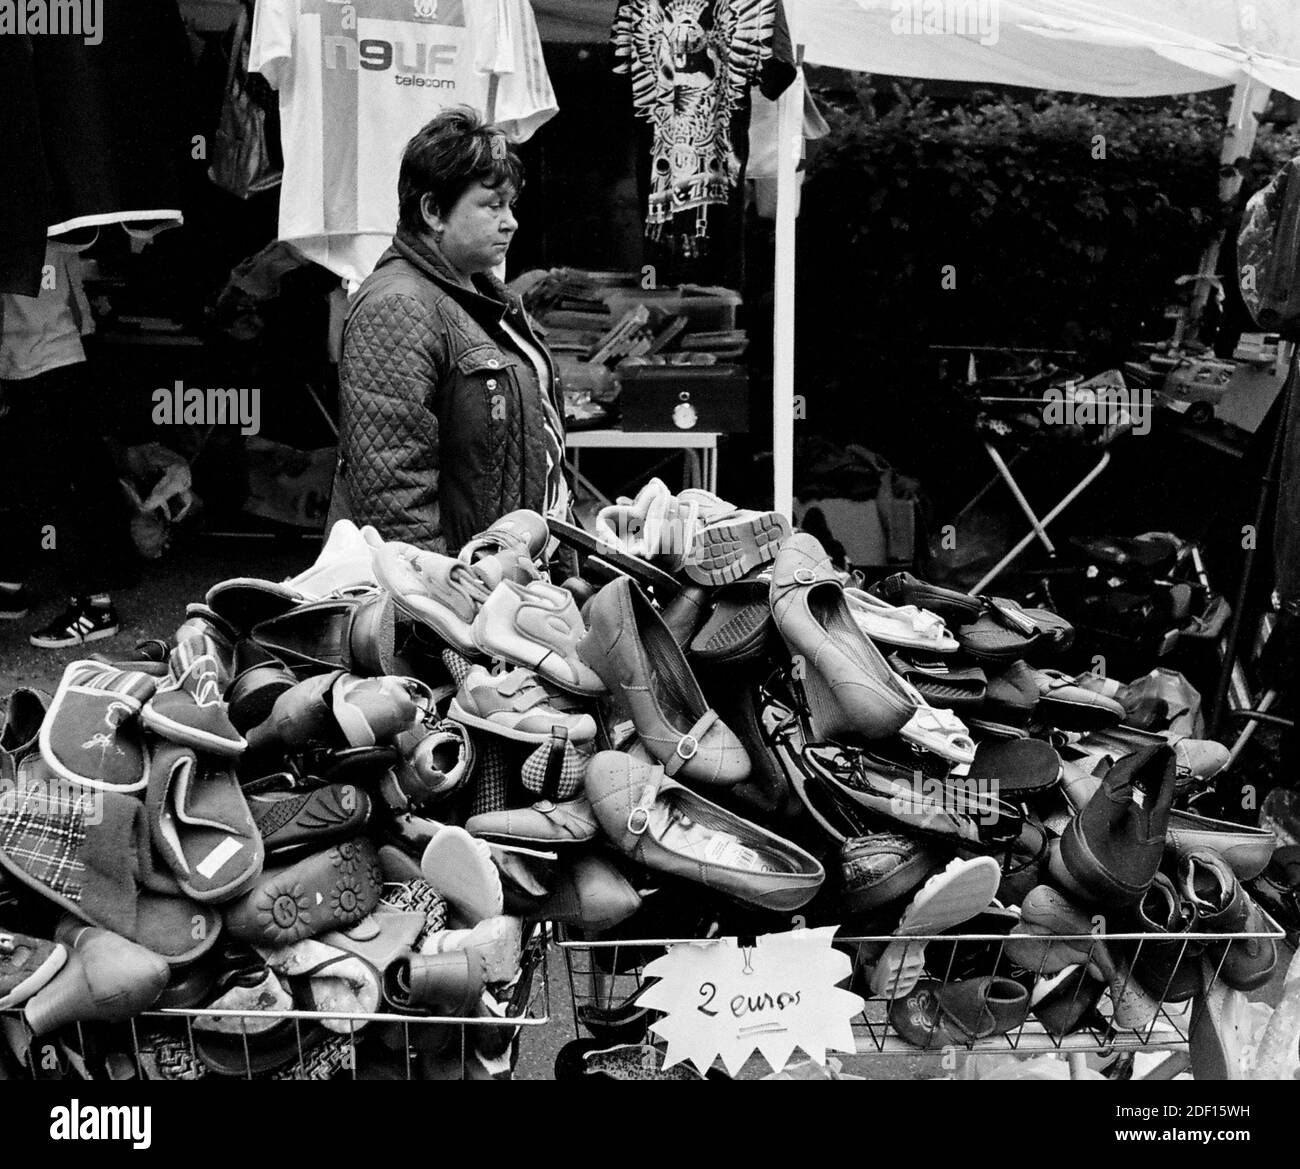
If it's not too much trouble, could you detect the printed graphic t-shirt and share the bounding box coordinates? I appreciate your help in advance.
[250,0,558,286]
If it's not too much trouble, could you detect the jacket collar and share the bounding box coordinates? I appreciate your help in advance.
[387,228,512,325]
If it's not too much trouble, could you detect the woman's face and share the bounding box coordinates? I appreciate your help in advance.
[428,179,518,277]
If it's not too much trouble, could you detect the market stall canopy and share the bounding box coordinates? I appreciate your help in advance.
[782,0,1300,100]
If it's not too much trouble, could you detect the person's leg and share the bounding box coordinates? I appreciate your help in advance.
[21,362,126,647]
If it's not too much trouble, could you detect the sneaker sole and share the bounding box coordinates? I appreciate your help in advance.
[683,514,791,586]
[29,624,118,649]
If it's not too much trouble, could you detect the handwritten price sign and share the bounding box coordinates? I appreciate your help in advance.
[639,927,864,1077]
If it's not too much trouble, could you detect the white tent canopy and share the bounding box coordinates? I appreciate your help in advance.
[770,0,1300,517]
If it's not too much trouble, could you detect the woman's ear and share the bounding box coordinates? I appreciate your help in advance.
[420,192,446,236]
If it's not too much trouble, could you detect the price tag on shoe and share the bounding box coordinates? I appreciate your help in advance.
[638,926,864,1077]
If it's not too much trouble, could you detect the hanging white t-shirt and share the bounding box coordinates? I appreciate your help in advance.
[249,0,558,286]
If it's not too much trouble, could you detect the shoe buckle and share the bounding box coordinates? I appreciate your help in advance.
[675,734,699,761]
[627,807,650,835]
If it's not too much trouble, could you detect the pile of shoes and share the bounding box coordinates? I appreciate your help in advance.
[0,493,1281,1078]
[0,520,551,1081]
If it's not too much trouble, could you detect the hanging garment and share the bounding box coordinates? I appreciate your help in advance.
[0,2,191,296]
[0,241,94,382]
[250,0,559,287]
[611,0,786,258]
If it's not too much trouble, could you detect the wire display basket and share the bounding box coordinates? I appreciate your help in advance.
[557,916,1284,1074]
[2,925,550,1083]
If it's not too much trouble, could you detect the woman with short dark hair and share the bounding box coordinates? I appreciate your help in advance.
[328,106,568,551]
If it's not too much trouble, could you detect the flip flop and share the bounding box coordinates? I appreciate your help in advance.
[420,825,504,927]
[146,743,264,904]
[845,589,957,653]
[868,856,1001,999]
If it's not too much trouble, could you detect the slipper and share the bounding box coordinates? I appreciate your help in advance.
[193,962,293,1034]
[39,659,156,794]
[369,533,492,658]
[205,578,303,635]
[688,579,774,665]
[260,910,425,1032]
[0,755,221,965]
[246,780,372,859]
[845,589,957,653]
[146,742,264,904]
[420,826,504,927]
[869,856,1001,998]
[886,655,986,711]
[223,838,383,947]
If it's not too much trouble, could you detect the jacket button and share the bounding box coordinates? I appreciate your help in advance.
[487,379,498,390]
[487,358,500,369]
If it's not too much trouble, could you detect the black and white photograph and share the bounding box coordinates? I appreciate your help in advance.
[1,0,1299,1127]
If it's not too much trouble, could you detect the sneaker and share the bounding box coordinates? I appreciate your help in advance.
[0,584,32,620]
[29,598,120,649]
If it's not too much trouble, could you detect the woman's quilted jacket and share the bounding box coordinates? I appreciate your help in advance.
[328,228,561,551]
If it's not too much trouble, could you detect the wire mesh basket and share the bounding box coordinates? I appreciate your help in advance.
[2,925,550,1082]
[557,915,1284,1069]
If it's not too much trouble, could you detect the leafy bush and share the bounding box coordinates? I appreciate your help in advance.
[794,81,1251,450]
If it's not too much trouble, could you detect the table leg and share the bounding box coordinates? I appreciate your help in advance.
[968,451,1111,595]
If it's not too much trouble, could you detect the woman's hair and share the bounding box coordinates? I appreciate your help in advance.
[397,106,524,235]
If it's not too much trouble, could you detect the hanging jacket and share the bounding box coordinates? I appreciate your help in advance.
[328,228,563,550]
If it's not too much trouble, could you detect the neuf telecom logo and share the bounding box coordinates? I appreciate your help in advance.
[0,0,103,46]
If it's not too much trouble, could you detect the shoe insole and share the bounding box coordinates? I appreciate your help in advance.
[648,804,778,874]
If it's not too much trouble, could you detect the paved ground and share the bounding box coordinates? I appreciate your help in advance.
[2,536,1293,1080]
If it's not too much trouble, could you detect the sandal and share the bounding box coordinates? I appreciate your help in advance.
[845,588,957,652]
[897,696,976,765]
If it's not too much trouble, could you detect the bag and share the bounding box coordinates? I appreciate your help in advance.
[208,3,282,200]
[1238,156,1300,338]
